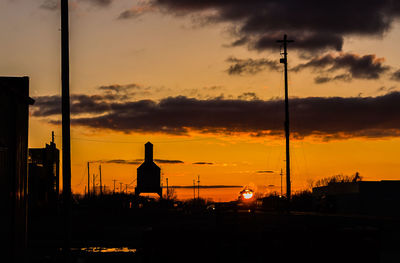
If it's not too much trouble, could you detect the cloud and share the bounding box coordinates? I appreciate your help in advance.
[39,0,113,11]
[91,158,183,165]
[226,57,280,75]
[391,70,400,81]
[237,92,260,101]
[152,0,400,52]
[118,5,155,19]
[293,53,390,81]
[256,171,274,173]
[155,159,184,164]
[377,86,398,93]
[314,74,352,84]
[31,83,151,117]
[80,0,113,7]
[193,162,214,165]
[40,0,58,10]
[32,91,400,140]
[97,159,142,165]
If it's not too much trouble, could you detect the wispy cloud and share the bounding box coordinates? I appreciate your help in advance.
[90,158,183,165]
[193,162,214,165]
[293,53,390,82]
[40,0,58,10]
[118,5,156,19]
[391,70,400,81]
[226,57,280,75]
[80,0,113,7]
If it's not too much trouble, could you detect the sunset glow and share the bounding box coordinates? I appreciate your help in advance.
[2,0,400,201]
[241,190,254,200]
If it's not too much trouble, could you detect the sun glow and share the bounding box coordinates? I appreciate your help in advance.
[241,189,254,200]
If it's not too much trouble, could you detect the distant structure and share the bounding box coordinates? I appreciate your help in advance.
[136,142,162,197]
[28,133,60,210]
[313,180,400,215]
[0,76,34,262]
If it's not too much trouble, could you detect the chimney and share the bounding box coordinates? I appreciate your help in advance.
[145,142,153,162]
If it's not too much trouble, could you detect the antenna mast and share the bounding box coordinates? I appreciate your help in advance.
[277,34,294,201]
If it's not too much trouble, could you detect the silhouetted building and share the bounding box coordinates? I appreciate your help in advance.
[136,142,162,197]
[0,76,34,263]
[28,137,60,210]
[313,180,400,215]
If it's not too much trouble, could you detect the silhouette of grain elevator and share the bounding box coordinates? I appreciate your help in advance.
[135,142,162,197]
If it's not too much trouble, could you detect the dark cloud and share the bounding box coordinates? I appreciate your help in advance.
[33,92,400,139]
[155,159,184,164]
[118,6,154,19]
[91,158,183,165]
[98,83,142,93]
[32,83,149,117]
[98,159,142,165]
[193,162,214,165]
[40,0,58,10]
[293,53,390,80]
[314,74,352,84]
[152,0,400,52]
[226,57,280,75]
[32,94,111,117]
[40,0,112,11]
[377,86,397,93]
[256,171,274,174]
[391,70,400,81]
[80,0,113,7]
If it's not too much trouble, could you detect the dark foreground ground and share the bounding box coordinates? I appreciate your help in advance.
[28,206,400,263]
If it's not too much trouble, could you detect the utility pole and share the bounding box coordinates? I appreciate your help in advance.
[87,162,90,197]
[99,164,102,196]
[197,175,200,200]
[61,0,72,258]
[193,180,196,200]
[93,174,96,197]
[113,179,117,194]
[277,34,294,200]
[166,178,169,199]
[280,168,283,197]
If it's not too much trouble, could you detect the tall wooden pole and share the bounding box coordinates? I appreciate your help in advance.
[87,162,90,197]
[99,164,102,196]
[166,178,169,199]
[280,168,283,197]
[61,0,71,258]
[277,34,294,201]
[193,180,195,200]
[93,174,96,196]
[197,175,200,200]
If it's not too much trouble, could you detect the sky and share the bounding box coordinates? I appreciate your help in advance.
[2,0,400,199]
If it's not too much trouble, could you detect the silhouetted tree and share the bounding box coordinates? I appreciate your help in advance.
[313,172,362,188]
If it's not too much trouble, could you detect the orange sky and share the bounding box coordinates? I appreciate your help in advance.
[3,0,400,200]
